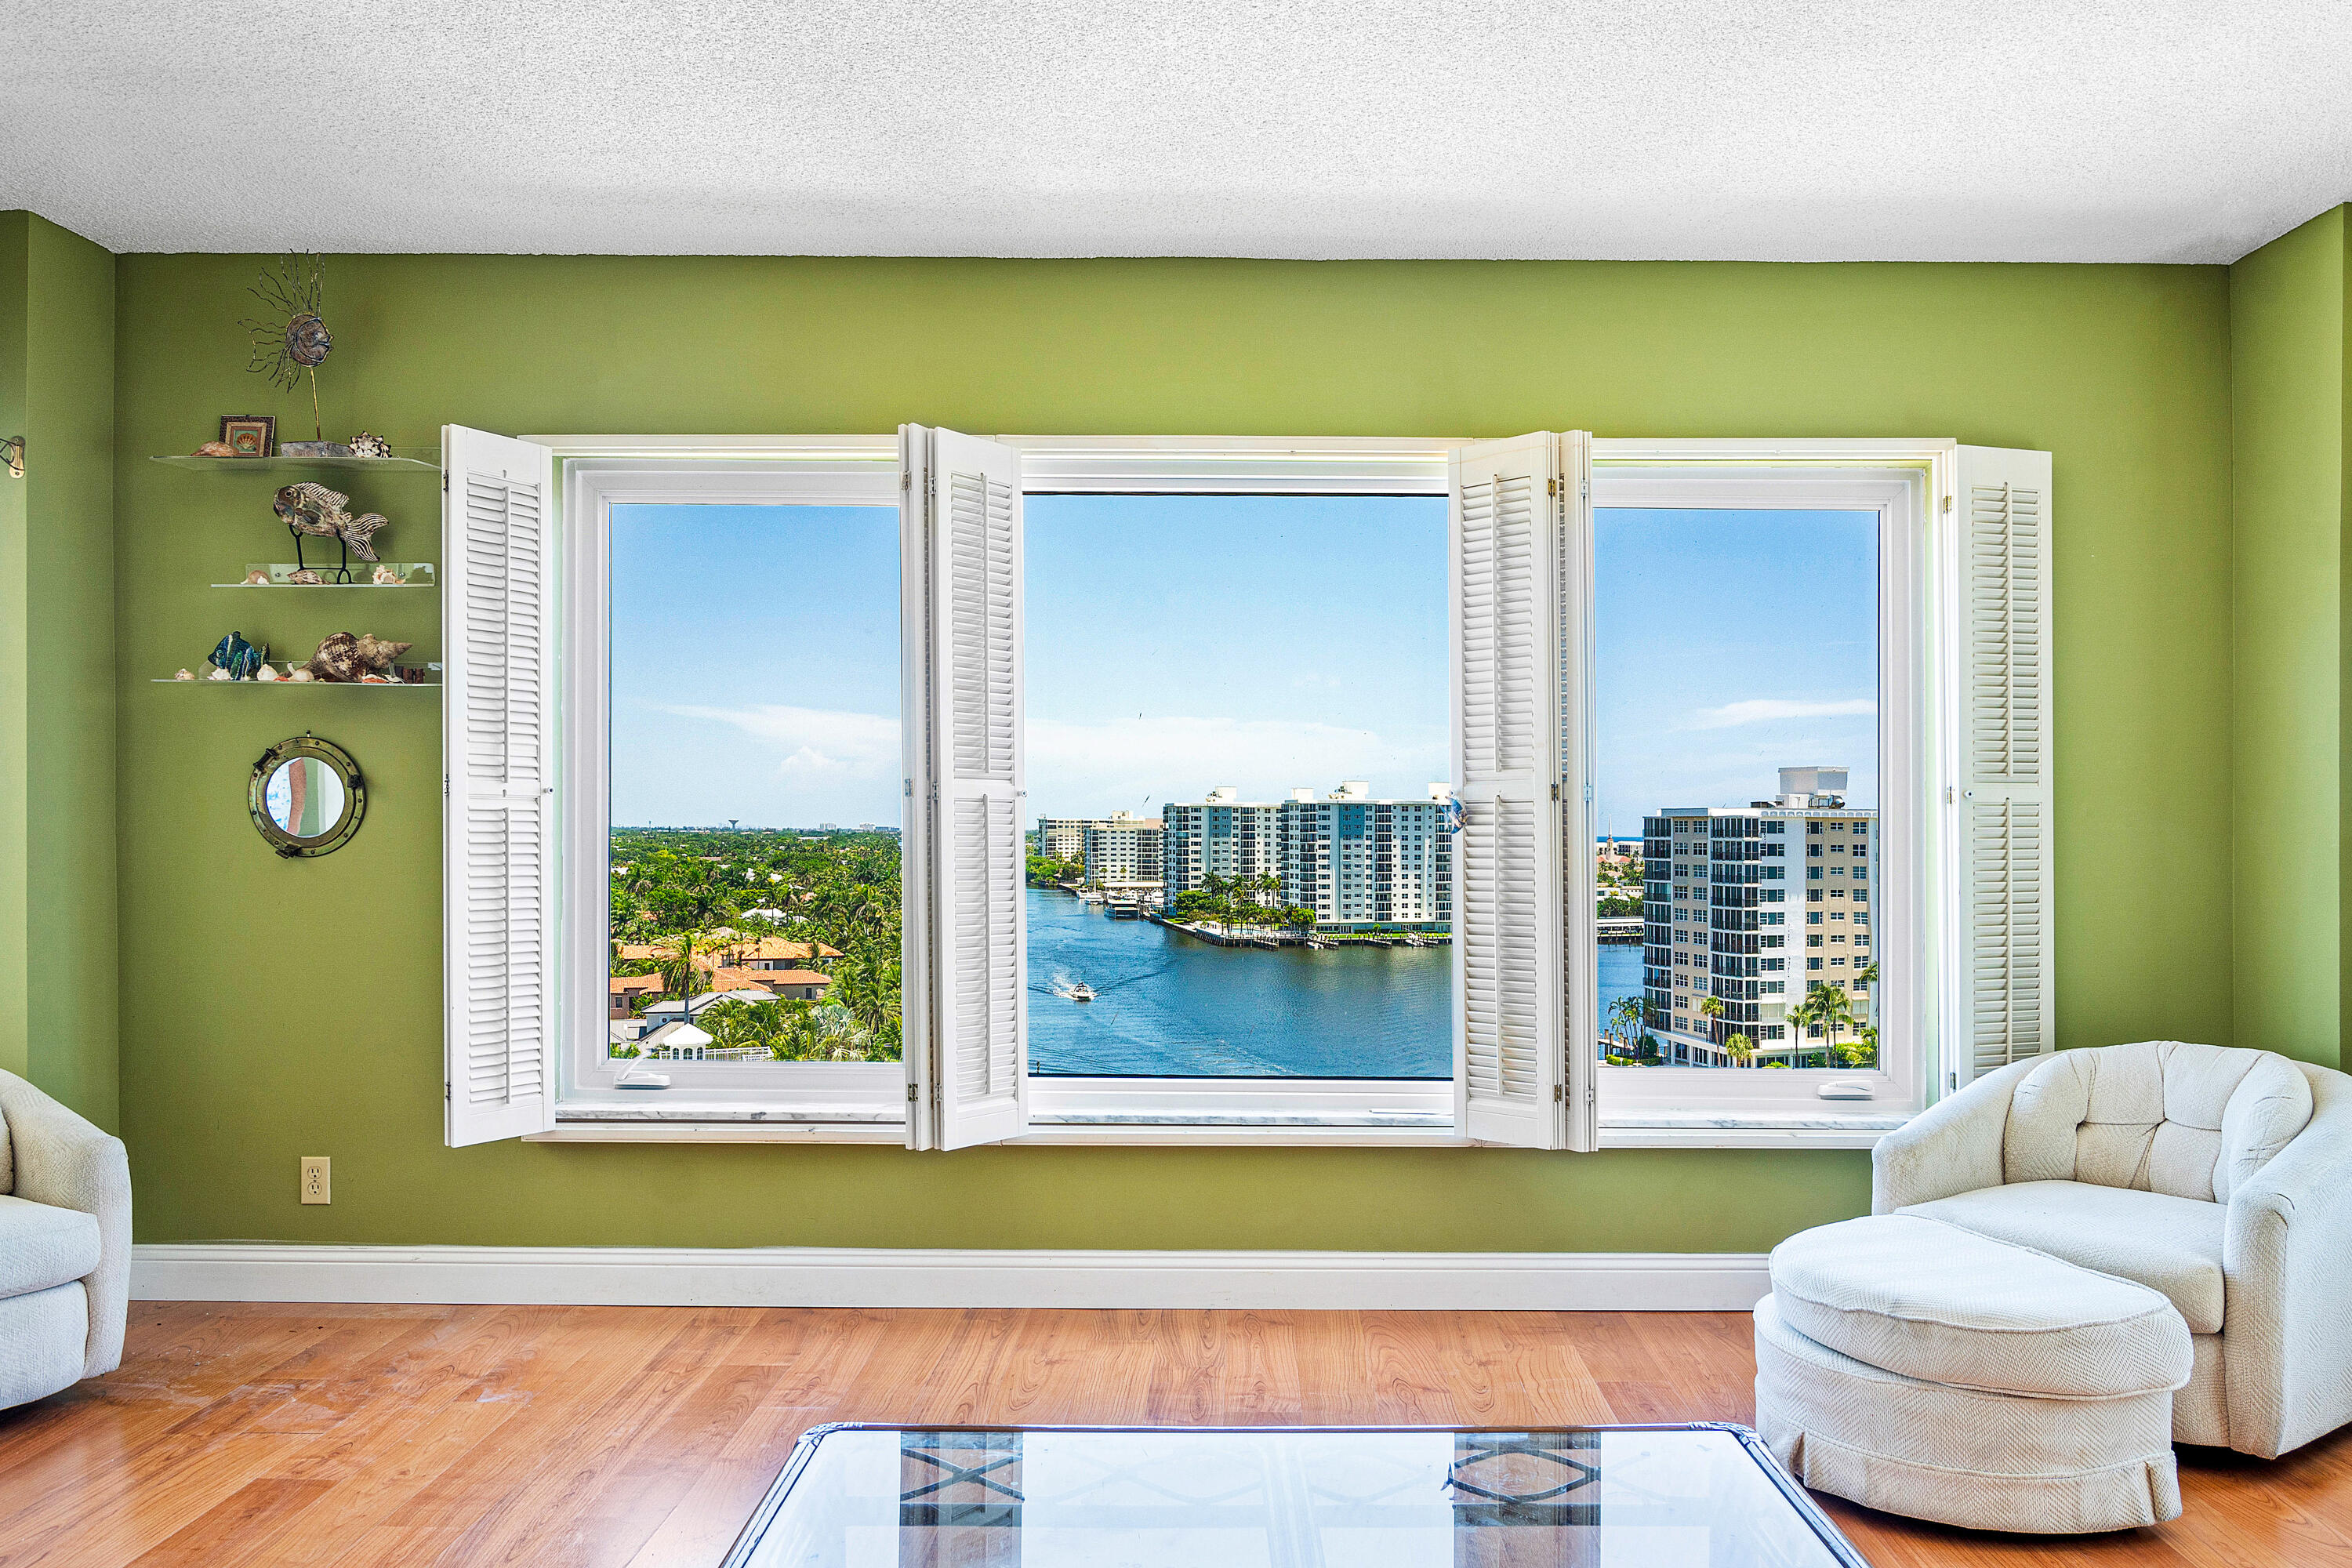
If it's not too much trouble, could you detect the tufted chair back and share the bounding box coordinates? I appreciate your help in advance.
[2002,1040,2314,1203]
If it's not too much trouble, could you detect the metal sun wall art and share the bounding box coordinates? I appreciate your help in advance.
[241,252,335,447]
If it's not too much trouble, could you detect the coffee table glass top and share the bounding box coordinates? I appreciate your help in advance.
[723,1423,1867,1567]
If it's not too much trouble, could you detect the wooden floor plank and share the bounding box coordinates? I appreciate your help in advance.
[0,1301,2341,1568]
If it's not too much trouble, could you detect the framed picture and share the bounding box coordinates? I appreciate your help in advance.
[220,416,276,458]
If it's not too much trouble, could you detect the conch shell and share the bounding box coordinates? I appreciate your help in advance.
[303,632,413,683]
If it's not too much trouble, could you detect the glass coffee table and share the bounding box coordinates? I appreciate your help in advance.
[720,1424,1869,1566]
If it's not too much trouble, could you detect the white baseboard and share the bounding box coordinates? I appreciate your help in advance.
[130,1244,1771,1312]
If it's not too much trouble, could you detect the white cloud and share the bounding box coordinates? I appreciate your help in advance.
[667,705,900,779]
[1684,698,1875,731]
[1028,713,1445,812]
[661,705,1450,817]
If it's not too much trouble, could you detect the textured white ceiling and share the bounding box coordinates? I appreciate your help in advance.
[6,1,2350,262]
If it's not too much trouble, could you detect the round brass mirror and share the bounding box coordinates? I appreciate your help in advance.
[250,735,365,858]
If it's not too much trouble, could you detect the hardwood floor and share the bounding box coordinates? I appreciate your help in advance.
[0,1302,2345,1566]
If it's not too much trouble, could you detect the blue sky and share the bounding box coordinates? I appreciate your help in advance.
[1594,507,1878,829]
[611,503,902,828]
[608,499,1876,831]
[1025,494,1449,817]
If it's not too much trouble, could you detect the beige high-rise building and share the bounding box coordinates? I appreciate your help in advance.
[1640,767,1876,1066]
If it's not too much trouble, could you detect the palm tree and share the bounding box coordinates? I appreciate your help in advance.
[1784,992,1820,1069]
[1697,993,1726,1061]
[1605,994,1645,1053]
[1724,1030,1755,1067]
[1835,1023,1880,1070]
[1802,982,1858,1069]
[656,931,713,1013]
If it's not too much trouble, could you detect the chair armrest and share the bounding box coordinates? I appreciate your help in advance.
[2223,1062,2352,1458]
[1870,1057,2040,1213]
[0,1071,131,1378]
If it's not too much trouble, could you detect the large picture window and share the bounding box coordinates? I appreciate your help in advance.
[1022,493,1452,1083]
[443,432,2050,1151]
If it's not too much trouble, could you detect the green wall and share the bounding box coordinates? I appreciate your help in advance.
[0,212,117,1129]
[2230,208,2350,1069]
[103,251,2237,1247]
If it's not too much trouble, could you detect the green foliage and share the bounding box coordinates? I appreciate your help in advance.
[1026,853,1082,886]
[608,827,903,1063]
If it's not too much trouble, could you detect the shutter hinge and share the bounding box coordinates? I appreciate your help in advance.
[1584,783,1594,804]
[901,470,912,492]
[1548,477,1558,496]
[907,1083,918,1103]
[1942,494,1953,513]
[1551,782,1560,802]
[1555,1083,1565,1102]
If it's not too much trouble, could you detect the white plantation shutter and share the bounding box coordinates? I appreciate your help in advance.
[902,426,1027,1150]
[442,426,557,1145]
[1450,433,1588,1149]
[1954,446,2055,1083]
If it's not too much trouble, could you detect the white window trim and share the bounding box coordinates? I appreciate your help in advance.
[553,452,906,1120]
[1584,455,1944,1123]
[531,434,1971,1148]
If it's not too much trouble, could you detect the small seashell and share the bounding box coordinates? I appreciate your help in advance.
[360,673,390,684]
[256,664,280,681]
[288,569,323,585]
[348,432,394,459]
[205,666,234,681]
[195,441,240,457]
[371,564,404,586]
[288,667,313,682]
[243,568,270,586]
[172,668,194,681]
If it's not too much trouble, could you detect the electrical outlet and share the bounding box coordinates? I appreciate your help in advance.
[299,1156,331,1205]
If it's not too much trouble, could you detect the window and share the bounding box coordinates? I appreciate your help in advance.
[438,431,2051,1152]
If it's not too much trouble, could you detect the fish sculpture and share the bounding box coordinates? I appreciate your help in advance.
[272,482,392,561]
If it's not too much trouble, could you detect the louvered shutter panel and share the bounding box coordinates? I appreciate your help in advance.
[902,426,1027,1150]
[1450,434,1575,1149]
[1954,447,2055,1083]
[442,426,557,1146]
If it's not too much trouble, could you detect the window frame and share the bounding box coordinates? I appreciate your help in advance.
[554,451,908,1120]
[1010,437,1468,1129]
[532,434,1975,1148]
[1581,456,1938,1131]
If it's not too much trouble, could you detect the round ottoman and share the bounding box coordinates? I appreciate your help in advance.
[1754,1214,2192,1534]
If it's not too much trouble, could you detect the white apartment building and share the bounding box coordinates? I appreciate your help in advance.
[1033,815,1105,863]
[1080,811,1163,888]
[1640,767,1876,1067]
[1275,782,1453,932]
[1160,787,1283,902]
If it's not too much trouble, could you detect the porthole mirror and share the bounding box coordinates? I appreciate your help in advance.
[250,735,365,858]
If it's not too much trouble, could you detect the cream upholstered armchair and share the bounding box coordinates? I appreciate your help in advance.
[0,1069,130,1409]
[1872,1041,2352,1459]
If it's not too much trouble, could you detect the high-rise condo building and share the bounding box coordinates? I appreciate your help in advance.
[1640,766,1876,1066]
[1033,815,1107,863]
[1275,782,1454,931]
[1156,782,1454,931]
[1160,787,1282,902]
[1080,811,1164,888]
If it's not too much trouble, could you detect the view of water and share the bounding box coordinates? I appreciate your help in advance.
[1025,887,1652,1077]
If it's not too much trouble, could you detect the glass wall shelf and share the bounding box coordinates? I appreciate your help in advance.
[153,676,441,688]
[151,453,440,473]
[214,563,437,588]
